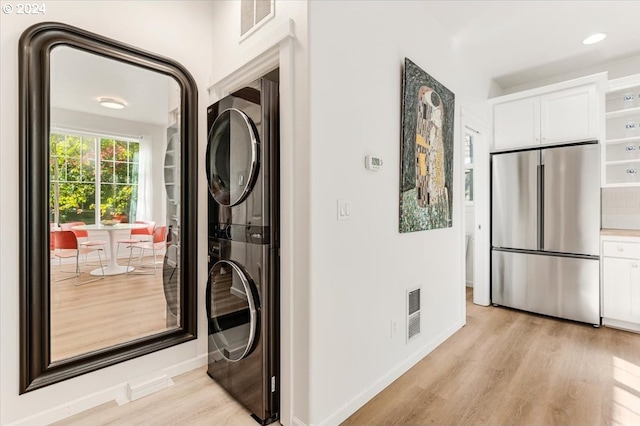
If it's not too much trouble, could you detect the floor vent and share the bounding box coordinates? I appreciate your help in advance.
[126,372,174,402]
[407,287,421,342]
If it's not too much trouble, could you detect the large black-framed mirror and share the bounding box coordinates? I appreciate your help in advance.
[19,22,197,393]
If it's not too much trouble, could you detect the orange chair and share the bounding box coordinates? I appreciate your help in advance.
[62,221,107,250]
[116,220,155,256]
[50,231,56,259]
[52,230,105,284]
[126,225,167,275]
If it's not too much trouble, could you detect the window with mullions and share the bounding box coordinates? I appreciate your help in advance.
[99,138,140,222]
[49,132,140,225]
[464,131,474,203]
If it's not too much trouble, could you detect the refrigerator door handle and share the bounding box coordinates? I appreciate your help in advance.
[537,163,544,251]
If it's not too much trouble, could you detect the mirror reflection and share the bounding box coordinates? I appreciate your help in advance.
[49,46,181,362]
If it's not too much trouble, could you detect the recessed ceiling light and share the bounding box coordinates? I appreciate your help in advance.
[98,97,126,109]
[583,33,606,45]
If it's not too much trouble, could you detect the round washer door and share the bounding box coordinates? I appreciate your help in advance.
[207,260,259,362]
[206,108,259,207]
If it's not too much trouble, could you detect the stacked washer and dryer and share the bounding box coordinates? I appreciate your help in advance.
[206,78,279,425]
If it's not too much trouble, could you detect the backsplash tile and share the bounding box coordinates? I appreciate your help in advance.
[602,187,640,229]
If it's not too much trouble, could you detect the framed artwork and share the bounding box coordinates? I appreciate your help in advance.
[399,58,455,232]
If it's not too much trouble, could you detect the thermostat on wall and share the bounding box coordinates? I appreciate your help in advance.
[365,155,383,171]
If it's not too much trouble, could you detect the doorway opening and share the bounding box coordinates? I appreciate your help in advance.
[461,110,489,307]
[464,128,475,292]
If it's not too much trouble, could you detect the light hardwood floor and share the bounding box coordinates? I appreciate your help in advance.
[344,288,640,425]
[54,288,640,426]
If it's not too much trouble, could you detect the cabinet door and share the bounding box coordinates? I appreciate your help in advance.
[603,256,640,323]
[540,85,598,145]
[494,97,540,150]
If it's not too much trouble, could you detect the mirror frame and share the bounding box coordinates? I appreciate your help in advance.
[19,22,198,393]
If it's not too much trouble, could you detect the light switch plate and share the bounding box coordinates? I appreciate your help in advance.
[337,200,351,221]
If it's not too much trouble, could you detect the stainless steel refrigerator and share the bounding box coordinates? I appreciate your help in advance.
[491,142,600,325]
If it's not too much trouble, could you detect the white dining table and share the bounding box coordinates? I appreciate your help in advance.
[72,223,148,276]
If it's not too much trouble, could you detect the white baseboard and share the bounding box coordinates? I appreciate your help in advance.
[603,317,640,333]
[10,353,207,426]
[9,384,128,426]
[316,319,465,426]
[291,416,308,426]
[163,353,208,378]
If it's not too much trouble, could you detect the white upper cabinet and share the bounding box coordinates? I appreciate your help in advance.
[494,97,540,150]
[492,74,604,151]
[540,85,598,145]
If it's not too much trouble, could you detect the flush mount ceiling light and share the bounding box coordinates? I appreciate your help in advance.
[98,97,126,109]
[583,33,606,45]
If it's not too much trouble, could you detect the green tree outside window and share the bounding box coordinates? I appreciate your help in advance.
[50,133,139,225]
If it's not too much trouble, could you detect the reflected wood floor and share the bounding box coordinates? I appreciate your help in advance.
[53,289,640,426]
[344,288,640,425]
[50,254,174,361]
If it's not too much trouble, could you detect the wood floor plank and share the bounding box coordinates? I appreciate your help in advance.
[343,288,640,426]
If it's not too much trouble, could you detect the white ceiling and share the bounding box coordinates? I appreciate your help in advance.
[424,1,640,91]
[50,46,177,126]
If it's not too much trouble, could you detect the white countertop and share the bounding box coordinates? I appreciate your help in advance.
[601,228,640,238]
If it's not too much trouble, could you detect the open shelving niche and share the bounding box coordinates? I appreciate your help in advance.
[164,124,180,243]
[604,74,640,187]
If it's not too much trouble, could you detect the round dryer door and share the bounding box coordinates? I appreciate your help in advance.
[207,260,259,362]
[207,108,259,207]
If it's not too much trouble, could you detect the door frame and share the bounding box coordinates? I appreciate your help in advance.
[207,19,296,426]
[460,109,490,306]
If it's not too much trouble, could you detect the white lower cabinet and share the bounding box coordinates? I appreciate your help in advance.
[602,238,640,331]
[603,257,640,322]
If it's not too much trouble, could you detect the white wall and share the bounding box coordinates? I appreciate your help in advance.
[0,2,213,424]
[501,53,640,95]
[306,2,492,424]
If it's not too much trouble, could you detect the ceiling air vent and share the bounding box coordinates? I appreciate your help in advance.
[407,287,421,342]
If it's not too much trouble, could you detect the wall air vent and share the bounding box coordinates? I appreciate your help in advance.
[240,0,275,38]
[407,287,421,342]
